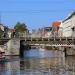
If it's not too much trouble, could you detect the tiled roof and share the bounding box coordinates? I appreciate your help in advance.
[52,22,61,27]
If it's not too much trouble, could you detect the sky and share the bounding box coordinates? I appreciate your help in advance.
[0,0,75,31]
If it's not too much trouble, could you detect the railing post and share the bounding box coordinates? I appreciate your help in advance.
[42,38,43,41]
[25,38,26,42]
[72,36,74,41]
[59,37,61,41]
[48,38,49,41]
[31,38,32,41]
[66,37,68,44]
[54,36,55,41]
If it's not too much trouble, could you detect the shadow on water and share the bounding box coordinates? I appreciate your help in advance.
[0,62,6,74]
[20,59,31,75]
[20,40,31,58]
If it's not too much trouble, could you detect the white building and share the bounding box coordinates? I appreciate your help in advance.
[58,22,63,37]
[8,30,12,38]
[44,27,52,38]
[62,11,75,37]
[44,31,52,38]
[0,24,4,31]
[31,29,41,38]
[51,21,61,37]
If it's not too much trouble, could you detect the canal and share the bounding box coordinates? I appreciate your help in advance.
[0,48,75,75]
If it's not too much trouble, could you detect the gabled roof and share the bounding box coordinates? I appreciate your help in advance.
[63,11,75,22]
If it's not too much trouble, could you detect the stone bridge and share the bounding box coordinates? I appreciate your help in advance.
[0,37,75,56]
[20,37,75,46]
[0,37,75,46]
[20,37,75,56]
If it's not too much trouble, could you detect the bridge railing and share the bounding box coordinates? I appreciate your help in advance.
[18,34,75,39]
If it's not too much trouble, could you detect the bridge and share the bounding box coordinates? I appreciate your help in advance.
[19,37,75,56]
[0,37,75,56]
[20,37,75,46]
[0,37,75,46]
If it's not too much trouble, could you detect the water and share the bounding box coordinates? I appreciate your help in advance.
[0,49,75,75]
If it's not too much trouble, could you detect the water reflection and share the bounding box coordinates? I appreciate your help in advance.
[0,49,75,75]
[0,62,6,75]
[24,49,64,58]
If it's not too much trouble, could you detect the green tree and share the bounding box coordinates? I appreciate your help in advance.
[14,22,27,32]
[14,22,29,37]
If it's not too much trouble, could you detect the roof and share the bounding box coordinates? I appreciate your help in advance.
[52,22,61,27]
[63,11,75,22]
[9,29,16,32]
[44,27,52,32]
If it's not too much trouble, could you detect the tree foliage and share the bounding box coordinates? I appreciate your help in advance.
[14,22,27,32]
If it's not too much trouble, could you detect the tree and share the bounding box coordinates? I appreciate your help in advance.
[14,22,27,32]
[14,22,29,37]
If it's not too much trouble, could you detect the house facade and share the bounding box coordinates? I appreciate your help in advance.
[0,24,9,38]
[44,27,52,38]
[0,24,4,38]
[51,21,61,37]
[31,27,52,38]
[58,22,63,37]
[62,11,75,37]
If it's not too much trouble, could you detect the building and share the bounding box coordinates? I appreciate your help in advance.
[0,24,9,38]
[31,27,52,38]
[0,24,9,57]
[8,29,16,38]
[62,11,75,37]
[44,27,52,37]
[4,26,9,38]
[0,24,4,31]
[0,24,4,38]
[58,21,63,37]
[31,29,43,38]
[51,21,61,37]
